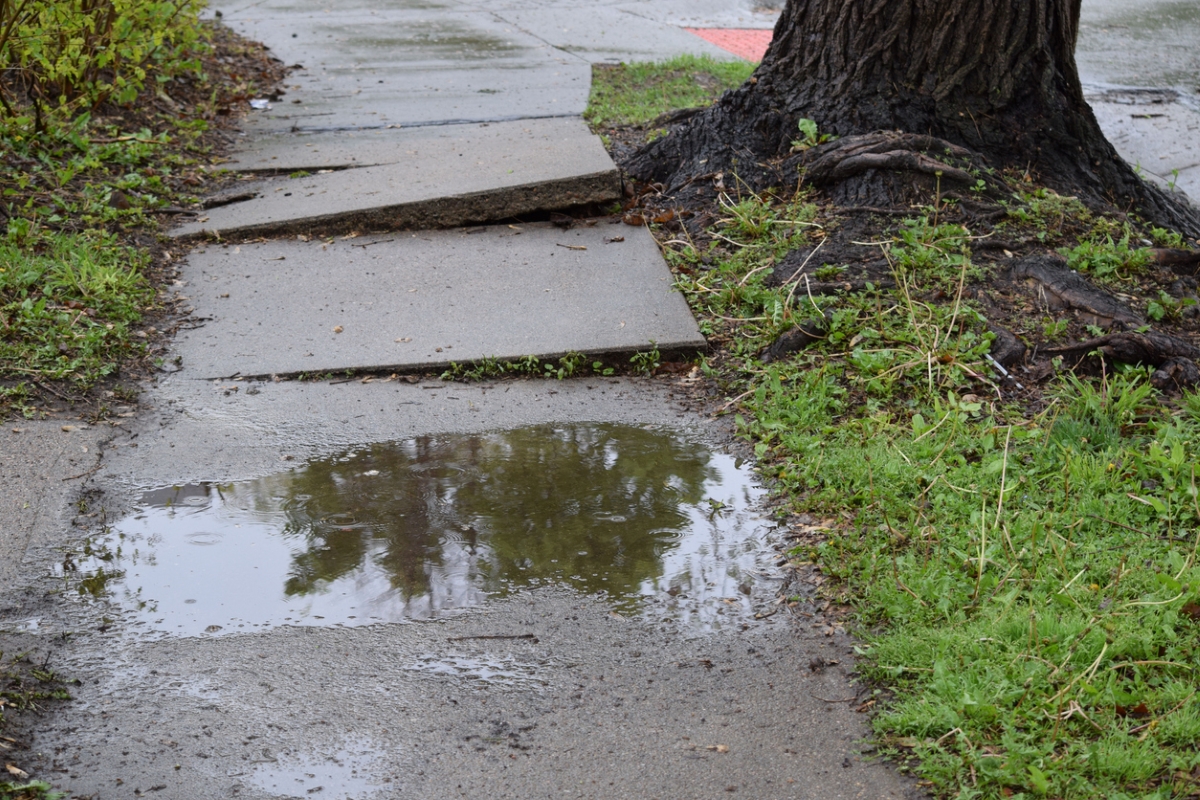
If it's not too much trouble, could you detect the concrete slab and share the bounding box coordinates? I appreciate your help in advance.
[172,222,704,379]
[175,119,619,238]
[492,6,738,62]
[614,0,781,30]
[0,423,104,592]
[1078,0,1200,91]
[210,2,592,131]
[1088,90,1200,202]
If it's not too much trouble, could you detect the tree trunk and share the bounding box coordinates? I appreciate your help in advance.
[624,0,1200,236]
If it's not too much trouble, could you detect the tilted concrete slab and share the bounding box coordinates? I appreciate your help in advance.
[173,223,705,379]
[174,118,619,238]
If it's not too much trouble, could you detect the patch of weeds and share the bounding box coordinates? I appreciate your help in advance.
[1042,317,1070,340]
[1060,227,1154,282]
[889,214,980,289]
[0,230,152,387]
[1003,188,1091,242]
[660,186,1200,798]
[1147,291,1197,322]
[630,346,661,375]
[0,780,65,800]
[440,351,604,381]
[584,55,754,128]
[0,15,287,419]
[1150,227,1187,249]
[789,118,833,152]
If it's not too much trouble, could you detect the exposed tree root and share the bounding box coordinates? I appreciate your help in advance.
[1151,357,1200,391]
[988,325,1027,367]
[1005,254,1143,328]
[1042,331,1200,366]
[762,318,829,362]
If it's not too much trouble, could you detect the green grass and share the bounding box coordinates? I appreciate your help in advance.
[659,186,1200,799]
[584,54,755,128]
[0,231,152,397]
[0,18,281,419]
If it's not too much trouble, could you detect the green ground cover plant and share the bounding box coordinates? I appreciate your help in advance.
[656,185,1200,797]
[584,54,754,129]
[0,4,284,418]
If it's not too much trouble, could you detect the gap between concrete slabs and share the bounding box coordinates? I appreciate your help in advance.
[175,118,620,239]
[174,222,705,379]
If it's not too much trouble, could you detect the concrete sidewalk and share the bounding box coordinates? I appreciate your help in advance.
[3,4,1196,800]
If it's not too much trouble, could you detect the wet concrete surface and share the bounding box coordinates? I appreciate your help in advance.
[0,424,106,590]
[1078,0,1200,92]
[1078,0,1200,202]
[5,379,923,799]
[176,120,618,239]
[169,224,703,379]
[22,590,917,800]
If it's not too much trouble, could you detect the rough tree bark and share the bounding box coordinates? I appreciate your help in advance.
[624,0,1200,236]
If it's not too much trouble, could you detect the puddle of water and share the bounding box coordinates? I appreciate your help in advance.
[249,737,384,800]
[83,424,775,636]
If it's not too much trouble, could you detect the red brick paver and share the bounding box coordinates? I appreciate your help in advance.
[684,28,772,62]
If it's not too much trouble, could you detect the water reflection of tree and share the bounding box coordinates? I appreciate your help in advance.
[230,425,717,606]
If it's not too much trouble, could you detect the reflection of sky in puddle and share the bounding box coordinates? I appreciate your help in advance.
[249,737,385,800]
[86,424,775,636]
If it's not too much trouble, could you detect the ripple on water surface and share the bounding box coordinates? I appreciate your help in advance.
[83,424,776,636]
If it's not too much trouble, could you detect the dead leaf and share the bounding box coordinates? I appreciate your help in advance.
[604,236,625,244]
[651,209,676,224]
[556,243,587,251]
[1116,703,1152,719]
[6,764,29,779]
[706,745,730,754]
[623,212,646,226]
[1181,602,1200,621]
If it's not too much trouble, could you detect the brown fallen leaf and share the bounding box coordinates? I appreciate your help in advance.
[6,764,30,779]
[604,236,625,244]
[1116,702,1152,719]
[623,212,646,226]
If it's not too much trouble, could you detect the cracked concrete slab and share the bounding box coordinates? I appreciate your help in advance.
[175,119,619,238]
[172,223,703,379]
